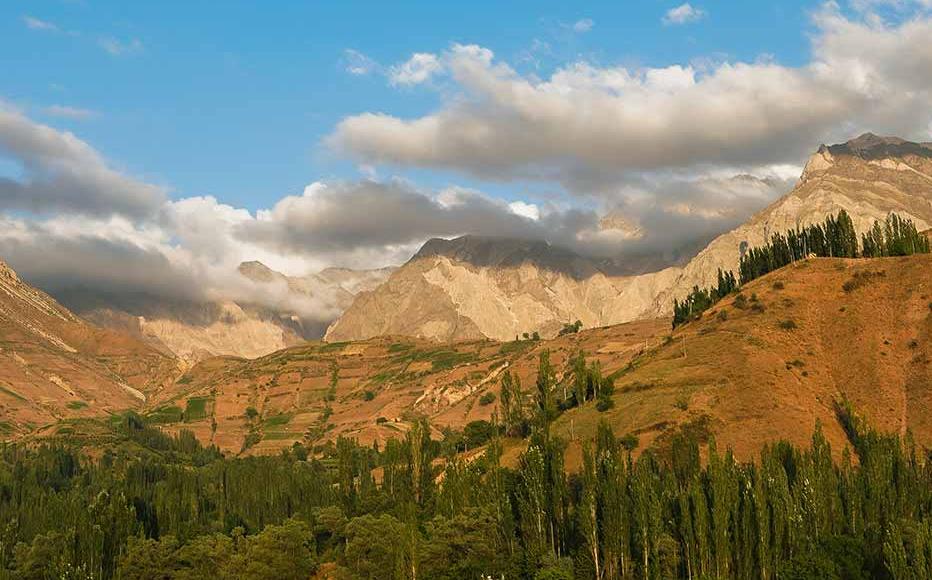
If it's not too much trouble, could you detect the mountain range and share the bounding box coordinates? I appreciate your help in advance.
[326,134,932,342]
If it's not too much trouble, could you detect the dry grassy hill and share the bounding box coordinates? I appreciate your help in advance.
[555,253,932,464]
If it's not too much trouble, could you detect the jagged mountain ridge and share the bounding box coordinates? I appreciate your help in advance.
[327,134,932,342]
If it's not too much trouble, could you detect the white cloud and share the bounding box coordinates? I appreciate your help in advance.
[98,37,143,56]
[44,105,98,120]
[343,49,379,76]
[663,3,706,25]
[23,16,58,31]
[572,18,594,33]
[328,12,932,194]
[389,53,444,86]
[509,201,541,220]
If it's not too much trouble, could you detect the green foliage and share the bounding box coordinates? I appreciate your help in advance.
[326,364,339,402]
[478,392,496,406]
[263,413,292,428]
[557,320,583,336]
[183,397,210,422]
[8,398,932,580]
[362,390,376,401]
[500,370,528,437]
[147,405,183,424]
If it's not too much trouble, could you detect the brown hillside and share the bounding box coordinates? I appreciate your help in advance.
[0,259,179,436]
[555,254,932,463]
[144,319,668,455]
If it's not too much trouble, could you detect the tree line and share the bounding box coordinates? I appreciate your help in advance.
[3,351,932,578]
[673,211,930,328]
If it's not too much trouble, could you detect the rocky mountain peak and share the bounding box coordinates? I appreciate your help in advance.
[413,234,596,279]
[237,260,280,283]
[826,132,932,160]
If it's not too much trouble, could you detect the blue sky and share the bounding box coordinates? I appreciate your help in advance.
[3,0,819,210]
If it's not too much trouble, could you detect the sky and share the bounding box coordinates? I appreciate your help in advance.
[2,0,932,322]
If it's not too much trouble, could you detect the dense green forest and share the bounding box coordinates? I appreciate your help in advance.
[673,211,930,327]
[3,352,932,579]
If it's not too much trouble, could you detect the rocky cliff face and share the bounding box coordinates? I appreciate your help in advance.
[327,134,932,342]
[325,236,682,342]
[67,262,394,361]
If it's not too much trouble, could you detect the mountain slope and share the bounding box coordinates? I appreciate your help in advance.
[327,134,932,342]
[0,259,179,436]
[326,236,680,342]
[65,262,394,362]
[556,254,932,462]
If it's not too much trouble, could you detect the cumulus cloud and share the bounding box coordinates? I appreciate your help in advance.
[328,11,932,194]
[663,4,706,25]
[0,107,165,218]
[389,53,444,86]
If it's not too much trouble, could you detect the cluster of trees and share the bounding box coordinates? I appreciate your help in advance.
[672,269,737,328]
[861,213,931,258]
[7,382,932,578]
[673,211,930,328]
[559,320,584,336]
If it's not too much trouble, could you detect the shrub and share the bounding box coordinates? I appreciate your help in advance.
[479,392,496,406]
[596,398,614,412]
[463,420,496,448]
[244,407,259,420]
[716,309,728,322]
[772,280,785,290]
[843,270,886,293]
[674,396,689,411]
[779,319,798,330]
[363,391,376,401]
[734,294,748,309]
[619,433,639,451]
[376,417,389,424]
